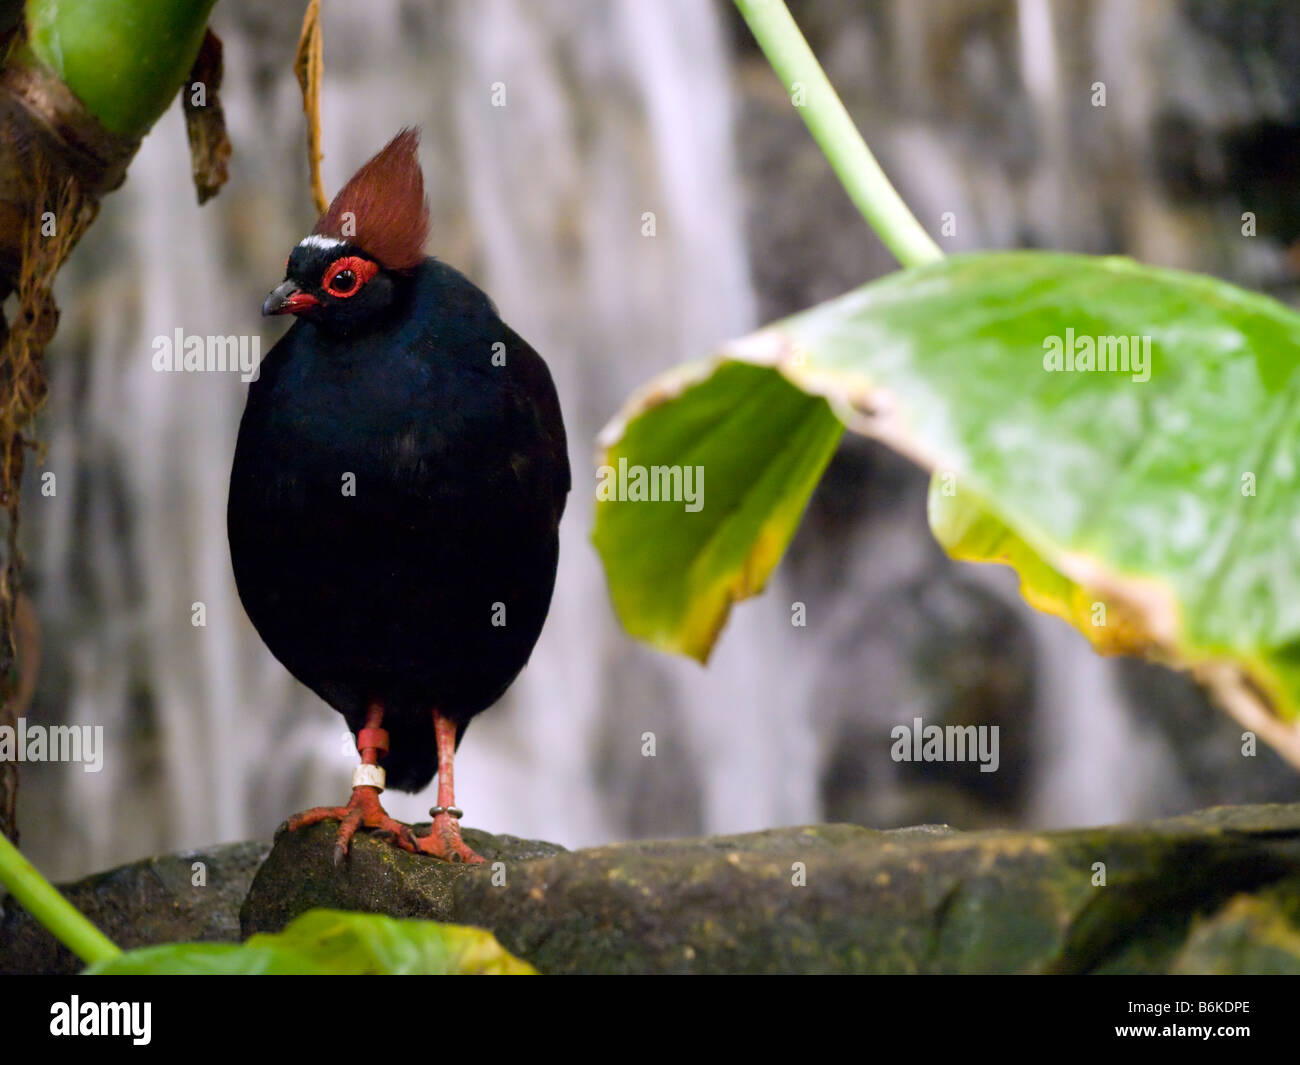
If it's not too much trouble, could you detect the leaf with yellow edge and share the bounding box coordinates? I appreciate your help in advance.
[594,251,1300,766]
[593,360,843,661]
[85,909,536,975]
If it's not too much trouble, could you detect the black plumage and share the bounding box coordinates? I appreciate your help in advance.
[226,131,568,860]
[229,255,568,789]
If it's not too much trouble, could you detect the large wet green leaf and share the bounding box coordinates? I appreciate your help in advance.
[594,251,1300,765]
[84,908,535,975]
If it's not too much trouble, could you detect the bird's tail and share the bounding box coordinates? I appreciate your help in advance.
[376,706,438,793]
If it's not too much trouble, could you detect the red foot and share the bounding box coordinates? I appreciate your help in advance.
[285,785,417,865]
[414,812,486,864]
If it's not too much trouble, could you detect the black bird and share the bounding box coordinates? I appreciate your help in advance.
[228,130,569,862]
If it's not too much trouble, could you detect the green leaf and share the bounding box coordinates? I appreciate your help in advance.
[84,909,536,975]
[594,251,1300,764]
[592,359,843,660]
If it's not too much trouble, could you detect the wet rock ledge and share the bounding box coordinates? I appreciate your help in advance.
[5,804,1300,974]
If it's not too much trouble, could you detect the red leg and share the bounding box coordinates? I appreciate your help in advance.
[414,711,485,863]
[284,702,417,865]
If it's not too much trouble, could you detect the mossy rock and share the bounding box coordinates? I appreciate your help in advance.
[7,805,1300,974]
[240,804,1300,974]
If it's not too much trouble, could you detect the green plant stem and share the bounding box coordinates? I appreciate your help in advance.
[0,830,120,965]
[734,0,943,269]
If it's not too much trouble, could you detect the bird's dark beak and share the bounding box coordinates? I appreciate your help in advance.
[262,280,321,317]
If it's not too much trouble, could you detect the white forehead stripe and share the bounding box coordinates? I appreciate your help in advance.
[298,235,346,251]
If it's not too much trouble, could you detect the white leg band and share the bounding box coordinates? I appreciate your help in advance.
[352,764,386,791]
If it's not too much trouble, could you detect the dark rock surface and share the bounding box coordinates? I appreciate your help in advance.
[0,839,270,975]
[240,825,565,932]
[7,804,1300,974]
[243,804,1300,974]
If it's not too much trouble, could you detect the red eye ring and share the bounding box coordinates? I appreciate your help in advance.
[322,255,378,298]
